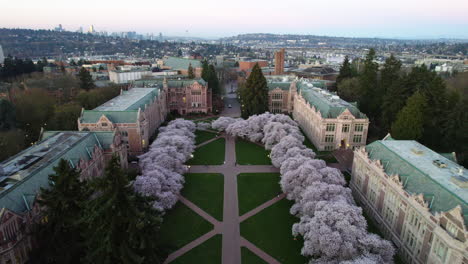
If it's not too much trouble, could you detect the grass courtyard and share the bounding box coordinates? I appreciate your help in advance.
[235,139,271,165]
[194,130,218,145]
[237,173,281,215]
[159,202,213,254]
[171,235,222,264]
[187,138,225,165]
[240,199,307,264]
[182,173,224,221]
[241,247,267,264]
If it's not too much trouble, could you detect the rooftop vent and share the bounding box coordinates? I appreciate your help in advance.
[411,148,424,155]
[433,159,447,168]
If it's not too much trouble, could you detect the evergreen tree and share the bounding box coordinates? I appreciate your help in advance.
[358,49,379,116]
[239,63,268,118]
[201,60,209,81]
[380,55,403,131]
[29,159,88,264]
[208,64,220,95]
[442,96,468,167]
[391,92,427,140]
[380,54,401,94]
[336,56,356,85]
[81,156,164,264]
[78,67,95,91]
[0,99,16,131]
[187,63,195,79]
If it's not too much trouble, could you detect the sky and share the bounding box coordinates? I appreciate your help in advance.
[1,0,468,39]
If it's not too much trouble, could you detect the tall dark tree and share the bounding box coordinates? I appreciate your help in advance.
[0,99,16,131]
[187,63,195,79]
[336,56,356,85]
[81,156,164,264]
[391,92,427,140]
[201,60,209,81]
[442,95,468,167]
[358,49,379,116]
[29,159,88,264]
[208,64,220,95]
[239,63,268,118]
[380,55,403,131]
[78,67,95,91]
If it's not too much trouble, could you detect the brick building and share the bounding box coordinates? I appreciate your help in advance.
[0,131,126,264]
[78,87,167,156]
[351,137,468,264]
[274,48,285,75]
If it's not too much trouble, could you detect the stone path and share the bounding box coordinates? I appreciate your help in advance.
[164,135,284,264]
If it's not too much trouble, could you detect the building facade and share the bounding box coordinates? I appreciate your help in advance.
[133,78,212,115]
[160,57,203,78]
[274,48,285,75]
[0,131,126,264]
[78,87,167,156]
[351,137,468,264]
[265,76,368,151]
[109,70,152,84]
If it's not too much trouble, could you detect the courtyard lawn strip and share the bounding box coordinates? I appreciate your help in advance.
[237,173,281,216]
[182,173,224,221]
[171,234,222,264]
[195,130,218,145]
[159,202,213,254]
[187,138,225,165]
[240,199,307,264]
[235,139,271,165]
[241,247,268,264]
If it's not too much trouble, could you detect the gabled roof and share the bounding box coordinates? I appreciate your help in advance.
[0,131,113,214]
[80,110,139,124]
[163,57,202,70]
[366,139,468,225]
[297,82,365,119]
[94,88,158,111]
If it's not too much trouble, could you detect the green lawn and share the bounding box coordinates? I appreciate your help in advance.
[241,247,267,264]
[195,130,218,145]
[235,139,271,165]
[182,173,224,221]
[193,116,219,123]
[187,138,225,165]
[171,235,222,264]
[240,199,307,264]
[160,202,213,254]
[237,173,281,215]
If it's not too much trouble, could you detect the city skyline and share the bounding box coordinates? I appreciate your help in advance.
[2,0,468,39]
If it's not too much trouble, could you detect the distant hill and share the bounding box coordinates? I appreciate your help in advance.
[0,28,246,59]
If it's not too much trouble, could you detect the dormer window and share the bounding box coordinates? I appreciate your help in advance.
[101,123,108,127]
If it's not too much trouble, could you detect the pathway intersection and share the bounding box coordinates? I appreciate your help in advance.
[163,135,284,264]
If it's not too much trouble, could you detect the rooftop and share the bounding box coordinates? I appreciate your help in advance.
[0,131,114,213]
[94,88,159,111]
[366,139,468,225]
[297,81,365,119]
[163,57,202,70]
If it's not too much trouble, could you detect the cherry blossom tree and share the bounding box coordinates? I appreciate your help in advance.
[212,117,238,131]
[196,122,211,130]
[262,122,304,149]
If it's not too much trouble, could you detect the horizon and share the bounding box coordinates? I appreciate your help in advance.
[2,0,468,39]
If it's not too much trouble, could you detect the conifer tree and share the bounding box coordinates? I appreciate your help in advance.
[187,63,195,79]
[336,56,356,85]
[78,67,95,91]
[30,159,88,264]
[391,92,427,140]
[239,63,268,118]
[81,156,164,264]
[208,64,220,95]
[358,49,379,116]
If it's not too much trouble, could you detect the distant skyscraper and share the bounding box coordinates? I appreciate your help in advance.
[0,44,4,64]
[274,48,285,75]
[88,25,95,34]
[159,32,163,41]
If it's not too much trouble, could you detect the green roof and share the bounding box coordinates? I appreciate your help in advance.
[0,131,113,213]
[80,110,138,124]
[297,82,365,119]
[95,88,159,111]
[131,78,207,88]
[163,57,202,70]
[268,81,292,91]
[366,139,468,225]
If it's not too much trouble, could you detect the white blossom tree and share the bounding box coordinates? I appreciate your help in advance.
[196,122,211,130]
[212,117,238,131]
[262,122,304,149]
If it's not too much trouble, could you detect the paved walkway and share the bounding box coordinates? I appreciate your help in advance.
[165,135,284,264]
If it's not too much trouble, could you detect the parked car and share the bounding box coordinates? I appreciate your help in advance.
[228,104,232,108]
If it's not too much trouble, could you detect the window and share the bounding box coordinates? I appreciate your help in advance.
[191,91,201,95]
[353,134,362,143]
[342,124,350,132]
[354,124,364,132]
[326,123,335,131]
[101,123,108,127]
[446,222,458,237]
[325,135,334,143]
[433,239,448,262]
[325,145,334,151]
[272,93,283,100]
